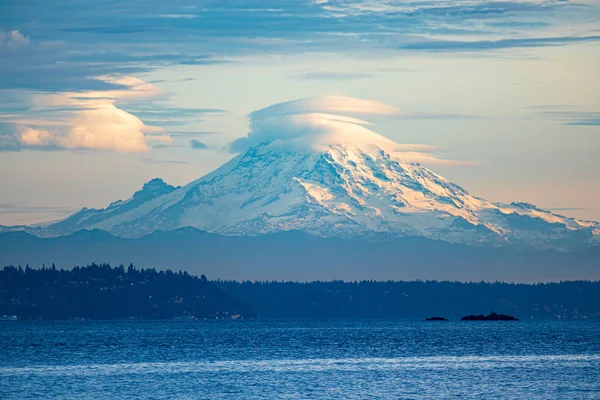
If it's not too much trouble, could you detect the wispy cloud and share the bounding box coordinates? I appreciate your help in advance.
[140,157,187,165]
[0,203,77,215]
[564,114,600,126]
[122,105,225,127]
[398,35,600,52]
[399,112,486,120]
[169,131,224,137]
[0,0,597,91]
[0,1,593,112]
[190,139,210,150]
[297,72,374,81]
[0,0,596,97]
[533,105,600,126]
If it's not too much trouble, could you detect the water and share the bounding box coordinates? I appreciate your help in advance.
[1,320,599,399]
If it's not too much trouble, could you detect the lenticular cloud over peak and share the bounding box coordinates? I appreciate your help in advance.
[230,95,399,153]
[251,95,400,118]
[229,95,458,165]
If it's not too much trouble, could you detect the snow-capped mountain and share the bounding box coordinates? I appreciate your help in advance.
[26,141,599,251]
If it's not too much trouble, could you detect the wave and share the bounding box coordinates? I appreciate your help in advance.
[2,354,599,377]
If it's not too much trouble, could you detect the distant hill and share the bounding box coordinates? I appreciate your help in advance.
[217,280,600,320]
[0,228,599,282]
[0,264,255,320]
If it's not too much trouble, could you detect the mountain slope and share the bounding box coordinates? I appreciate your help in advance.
[47,178,179,234]
[33,142,598,251]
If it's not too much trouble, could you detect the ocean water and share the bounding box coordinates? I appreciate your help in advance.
[1,320,599,399]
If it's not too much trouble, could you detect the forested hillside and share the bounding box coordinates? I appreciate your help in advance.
[217,280,600,320]
[0,264,255,320]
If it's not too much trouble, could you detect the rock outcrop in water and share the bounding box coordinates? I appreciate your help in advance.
[461,310,518,321]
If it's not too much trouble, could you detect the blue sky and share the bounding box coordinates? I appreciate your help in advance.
[0,0,599,224]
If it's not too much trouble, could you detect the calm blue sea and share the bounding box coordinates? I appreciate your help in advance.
[1,320,599,399]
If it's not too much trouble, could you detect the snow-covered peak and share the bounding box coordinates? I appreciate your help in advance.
[34,140,598,251]
[131,178,178,202]
[141,178,175,192]
[106,178,177,210]
[10,95,599,251]
[47,177,179,234]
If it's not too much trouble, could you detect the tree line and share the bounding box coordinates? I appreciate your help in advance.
[0,263,253,320]
[216,279,600,319]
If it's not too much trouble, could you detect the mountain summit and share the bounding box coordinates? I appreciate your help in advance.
[10,96,600,251]
[31,141,599,251]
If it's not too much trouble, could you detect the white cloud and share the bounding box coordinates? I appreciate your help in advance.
[62,104,169,152]
[5,76,173,153]
[20,128,54,146]
[230,95,468,166]
[251,95,400,117]
[0,30,30,50]
[233,95,400,152]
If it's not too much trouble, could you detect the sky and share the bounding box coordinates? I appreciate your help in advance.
[0,0,599,225]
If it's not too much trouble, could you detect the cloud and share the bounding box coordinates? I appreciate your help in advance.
[0,30,30,49]
[400,112,485,121]
[150,77,195,83]
[398,35,600,52]
[169,131,223,137]
[0,202,81,225]
[60,104,170,152]
[0,203,77,215]
[297,72,374,81]
[140,157,187,165]
[0,68,227,153]
[190,139,210,150]
[0,28,230,94]
[1,1,598,157]
[0,0,593,97]
[0,131,21,151]
[533,106,600,126]
[229,96,469,166]
[12,106,169,153]
[123,104,225,127]
[19,127,55,146]
[0,0,598,121]
[251,95,400,120]
[567,119,600,127]
[2,76,174,153]
[231,96,400,152]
